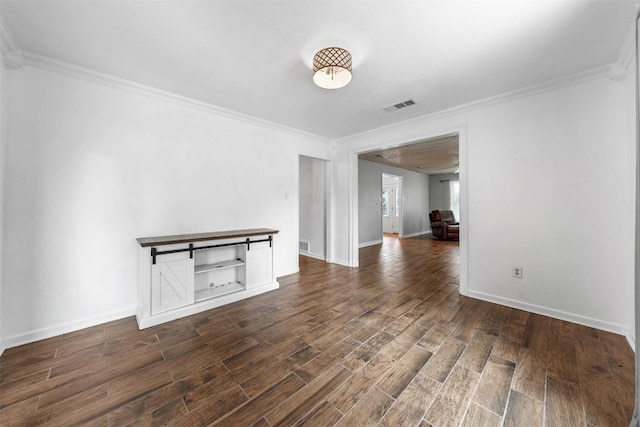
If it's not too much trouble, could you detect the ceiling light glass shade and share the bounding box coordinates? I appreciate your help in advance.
[312,47,352,89]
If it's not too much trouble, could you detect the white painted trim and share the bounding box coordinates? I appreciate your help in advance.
[2,306,136,350]
[335,65,611,146]
[359,239,383,248]
[468,290,629,336]
[0,17,10,357]
[609,62,628,82]
[329,145,338,267]
[330,258,353,267]
[632,8,640,420]
[20,51,331,145]
[618,19,636,71]
[400,230,431,239]
[325,158,334,264]
[294,156,300,273]
[0,17,18,54]
[458,125,469,296]
[299,251,326,261]
[348,150,358,267]
[2,50,22,70]
[627,333,636,354]
[345,124,469,295]
[348,150,359,267]
[0,18,22,70]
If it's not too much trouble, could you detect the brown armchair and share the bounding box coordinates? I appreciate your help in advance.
[429,210,459,240]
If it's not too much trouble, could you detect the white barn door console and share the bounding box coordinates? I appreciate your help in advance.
[136,228,279,329]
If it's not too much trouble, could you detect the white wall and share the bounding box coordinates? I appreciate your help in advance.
[2,56,635,352]
[466,76,633,335]
[358,159,430,245]
[2,64,330,347]
[299,155,326,259]
[334,69,635,337]
[358,160,382,245]
[329,150,352,266]
[429,173,460,213]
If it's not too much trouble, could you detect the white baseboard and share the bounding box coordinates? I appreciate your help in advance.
[330,258,356,267]
[626,332,636,353]
[0,340,5,357]
[400,230,432,239]
[359,239,382,248]
[299,250,326,261]
[2,306,137,350]
[467,290,629,337]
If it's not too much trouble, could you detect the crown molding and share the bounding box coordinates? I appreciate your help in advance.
[617,19,636,71]
[336,64,612,145]
[20,51,331,145]
[2,50,23,70]
[0,17,17,54]
[0,16,23,70]
[609,62,628,82]
[12,49,623,147]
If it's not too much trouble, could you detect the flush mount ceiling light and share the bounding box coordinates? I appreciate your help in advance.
[312,47,352,89]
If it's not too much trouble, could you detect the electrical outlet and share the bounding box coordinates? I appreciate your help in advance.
[512,267,523,279]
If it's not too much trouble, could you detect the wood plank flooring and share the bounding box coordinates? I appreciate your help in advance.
[0,234,635,426]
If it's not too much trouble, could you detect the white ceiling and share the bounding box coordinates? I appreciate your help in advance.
[1,0,637,140]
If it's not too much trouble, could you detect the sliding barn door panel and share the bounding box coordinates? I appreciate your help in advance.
[151,252,195,315]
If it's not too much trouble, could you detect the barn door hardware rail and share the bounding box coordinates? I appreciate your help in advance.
[150,235,272,264]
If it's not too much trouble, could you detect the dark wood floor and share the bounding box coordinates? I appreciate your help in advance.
[0,234,635,426]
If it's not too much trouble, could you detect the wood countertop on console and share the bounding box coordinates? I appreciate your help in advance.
[136,228,279,247]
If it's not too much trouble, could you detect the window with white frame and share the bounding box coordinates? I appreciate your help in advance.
[450,180,460,222]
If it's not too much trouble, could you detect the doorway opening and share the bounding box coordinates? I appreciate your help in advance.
[352,130,467,294]
[381,173,403,237]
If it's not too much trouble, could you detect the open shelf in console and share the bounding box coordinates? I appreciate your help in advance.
[193,244,246,303]
[195,259,245,274]
[195,281,244,302]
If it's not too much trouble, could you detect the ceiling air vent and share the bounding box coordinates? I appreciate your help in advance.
[383,99,417,112]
